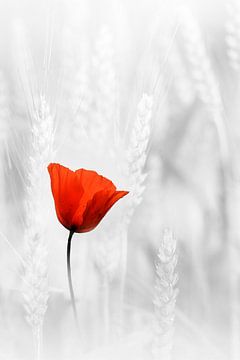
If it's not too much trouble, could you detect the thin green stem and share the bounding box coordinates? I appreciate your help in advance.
[67,230,79,329]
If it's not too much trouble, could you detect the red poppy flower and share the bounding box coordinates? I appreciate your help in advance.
[48,163,128,325]
[48,163,129,233]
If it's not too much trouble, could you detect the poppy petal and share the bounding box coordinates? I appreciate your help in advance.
[48,163,84,230]
[105,191,129,212]
[75,168,116,201]
[76,189,128,232]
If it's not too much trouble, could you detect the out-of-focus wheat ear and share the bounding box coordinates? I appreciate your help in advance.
[0,71,10,142]
[226,6,240,356]
[179,5,229,166]
[94,225,122,343]
[91,25,119,147]
[125,93,153,224]
[22,95,54,360]
[152,229,179,360]
[117,93,152,331]
[179,5,230,253]
[71,42,92,142]
[229,241,240,360]
[0,71,10,231]
[123,92,153,274]
[225,1,240,73]
[62,25,92,142]
[169,44,196,107]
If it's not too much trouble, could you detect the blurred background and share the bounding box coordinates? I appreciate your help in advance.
[0,0,239,359]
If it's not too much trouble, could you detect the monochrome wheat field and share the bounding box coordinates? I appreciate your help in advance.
[0,0,239,359]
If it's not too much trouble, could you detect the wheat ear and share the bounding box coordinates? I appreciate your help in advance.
[225,3,240,359]
[70,41,92,142]
[0,71,10,142]
[23,95,53,360]
[91,25,119,146]
[179,5,231,252]
[179,5,229,165]
[119,93,153,328]
[169,44,196,107]
[0,71,10,230]
[152,229,178,360]
[225,1,240,73]
[94,224,123,343]
[125,93,153,223]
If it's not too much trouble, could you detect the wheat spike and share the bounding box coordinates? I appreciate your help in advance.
[94,225,123,344]
[91,25,119,146]
[118,93,153,332]
[179,6,222,108]
[0,71,10,143]
[71,45,92,141]
[125,93,153,223]
[23,95,53,360]
[179,5,229,165]
[0,71,10,228]
[94,225,122,282]
[169,44,196,106]
[226,0,240,72]
[152,229,178,360]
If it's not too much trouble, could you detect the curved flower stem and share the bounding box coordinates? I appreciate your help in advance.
[67,230,79,329]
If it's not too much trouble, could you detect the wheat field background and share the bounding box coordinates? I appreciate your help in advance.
[0,0,238,359]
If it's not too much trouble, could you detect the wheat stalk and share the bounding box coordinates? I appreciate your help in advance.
[152,229,178,360]
[22,95,53,360]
